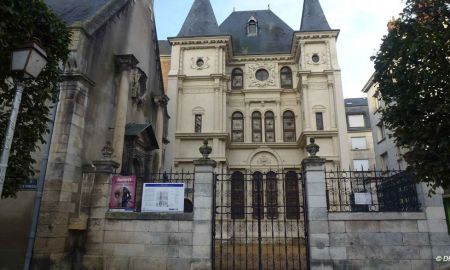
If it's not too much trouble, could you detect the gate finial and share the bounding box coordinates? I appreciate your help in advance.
[306,138,320,158]
[199,139,212,160]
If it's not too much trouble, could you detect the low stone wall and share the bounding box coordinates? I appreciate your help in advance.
[82,213,195,270]
[328,212,438,269]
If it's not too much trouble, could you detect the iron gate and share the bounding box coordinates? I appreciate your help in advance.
[213,170,309,270]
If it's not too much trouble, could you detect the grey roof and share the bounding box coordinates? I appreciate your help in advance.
[219,10,294,55]
[45,0,110,25]
[178,0,220,37]
[158,40,172,55]
[344,98,368,107]
[300,0,331,31]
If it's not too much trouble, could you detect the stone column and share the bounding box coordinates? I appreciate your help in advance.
[82,158,119,269]
[302,138,332,270]
[113,55,138,170]
[191,140,216,270]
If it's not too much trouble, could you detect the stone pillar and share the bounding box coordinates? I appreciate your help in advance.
[302,138,332,270]
[113,55,138,170]
[82,159,119,269]
[191,140,216,270]
[33,73,94,268]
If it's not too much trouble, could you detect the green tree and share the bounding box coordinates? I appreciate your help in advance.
[0,0,70,198]
[372,0,450,192]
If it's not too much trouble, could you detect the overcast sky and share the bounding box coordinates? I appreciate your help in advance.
[154,0,405,98]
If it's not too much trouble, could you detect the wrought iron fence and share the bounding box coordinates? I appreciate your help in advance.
[325,169,421,212]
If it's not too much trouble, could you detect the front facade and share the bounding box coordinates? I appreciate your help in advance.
[362,75,407,171]
[344,98,376,171]
[165,0,350,174]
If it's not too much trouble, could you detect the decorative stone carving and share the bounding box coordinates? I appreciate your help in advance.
[130,68,148,107]
[247,63,277,87]
[115,54,139,72]
[250,152,278,167]
[64,52,78,72]
[191,57,210,70]
[101,141,114,159]
[306,52,327,65]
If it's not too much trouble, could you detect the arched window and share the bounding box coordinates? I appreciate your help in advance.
[266,171,278,219]
[231,68,243,90]
[252,111,262,142]
[283,111,296,142]
[252,171,264,219]
[231,112,244,142]
[265,111,275,143]
[248,19,258,36]
[285,171,300,219]
[280,67,293,88]
[231,172,245,219]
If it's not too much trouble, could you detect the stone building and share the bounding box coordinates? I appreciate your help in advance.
[0,0,169,268]
[344,98,376,171]
[164,0,350,173]
[362,74,407,171]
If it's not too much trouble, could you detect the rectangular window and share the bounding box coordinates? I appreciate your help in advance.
[351,137,367,150]
[315,112,324,130]
[353,159,369,171]
[194,114,202,133]
[348,114,365,128]
[380,152,388,171]
[377,122,386,142]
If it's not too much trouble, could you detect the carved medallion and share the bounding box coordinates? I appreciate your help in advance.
[247,63,277,87]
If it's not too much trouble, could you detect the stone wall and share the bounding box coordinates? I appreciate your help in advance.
[79,159,215,270]
[83,215,195,270]
[328,212,435,269]
[303,158,450,270]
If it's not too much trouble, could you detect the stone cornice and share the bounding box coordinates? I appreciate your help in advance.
[229,54,295,64]
[61,72,96,87]
[169,36,231,46]
[294,30,340,40]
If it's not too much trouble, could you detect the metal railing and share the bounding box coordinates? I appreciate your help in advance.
[325,169,421,212]
[147,169,195,205]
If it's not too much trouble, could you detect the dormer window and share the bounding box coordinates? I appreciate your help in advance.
[247,17,258,36]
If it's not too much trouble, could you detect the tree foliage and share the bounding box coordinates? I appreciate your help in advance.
[372,0,450,192]
[0,0,70,198]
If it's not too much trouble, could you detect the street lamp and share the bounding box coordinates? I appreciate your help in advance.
[0,40,47,197]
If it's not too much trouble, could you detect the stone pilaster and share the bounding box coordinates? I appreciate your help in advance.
[302,157,332,270]
[191,155,216,270]
[113,54,139,171]
[82,159,119,269]
[33,72,94,268]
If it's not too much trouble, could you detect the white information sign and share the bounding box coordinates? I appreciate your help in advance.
[354,192,372,205]
[141,183,185,212]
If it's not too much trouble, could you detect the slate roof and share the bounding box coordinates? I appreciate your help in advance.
[45,0,111,25]
[344,98,368,107]
[219,10,294,55]
[300,0,331,31]
[158,40,172,56]
[178,0,220,37]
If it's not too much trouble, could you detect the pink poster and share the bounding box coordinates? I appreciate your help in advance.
[109,175,136,210]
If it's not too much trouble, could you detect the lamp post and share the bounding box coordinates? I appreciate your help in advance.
[0,41,47,197]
